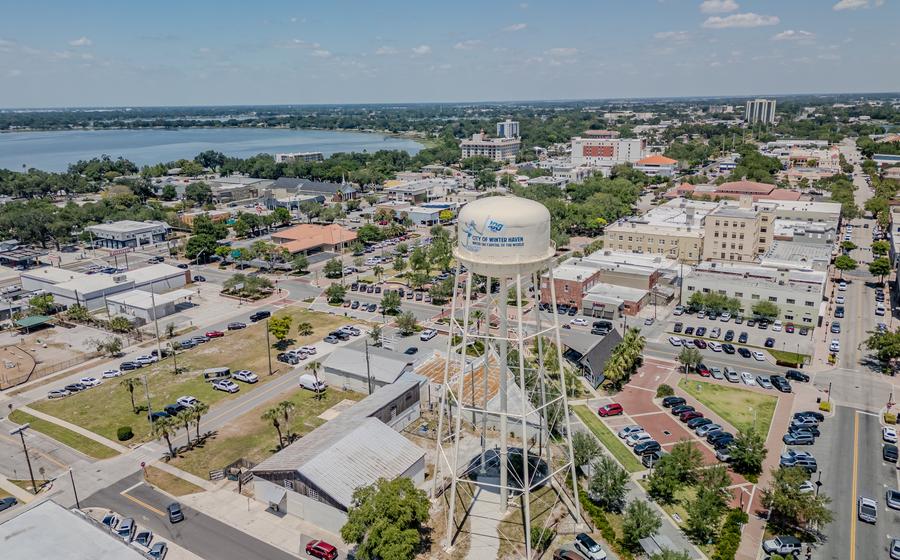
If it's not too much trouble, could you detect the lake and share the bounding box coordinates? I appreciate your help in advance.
[0,128,424,172]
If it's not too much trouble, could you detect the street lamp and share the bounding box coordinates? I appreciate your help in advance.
[9,423,37,494]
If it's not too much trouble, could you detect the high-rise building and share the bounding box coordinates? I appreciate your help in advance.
[460,132,521,162]
[744,99,777,124]
[496,119,520,139]
[570,135,645,168]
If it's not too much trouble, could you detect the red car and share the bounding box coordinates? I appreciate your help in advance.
[679,410,704,423]
[306,540,338,560]
[598,403,624,417]
[205,330,224,338]
[697,363,710,377]
[785,324,795,333]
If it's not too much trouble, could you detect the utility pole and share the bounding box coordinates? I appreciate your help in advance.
[10,424,37,494]
[69,468,81,509]
[364,340,373,394]
[149,285,163,362]
[142,372,153,426]
[265,319,273,376]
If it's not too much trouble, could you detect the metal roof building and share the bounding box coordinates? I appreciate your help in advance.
[321,345,414,394]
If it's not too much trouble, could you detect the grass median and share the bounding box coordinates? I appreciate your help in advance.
[8,410,119,460]
[31,308,353,443]
[677,378,777,435]
[573,405,643,473]
[143,466,204,497]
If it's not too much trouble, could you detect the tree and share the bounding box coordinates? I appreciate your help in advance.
[306,361,324,400]
[279,400,296,442]
[64,304,91,323]
[393,255,406,273]
[184,233,218,261]
[840,240,857,253]
[622,500,662,551]
[381,290,402,315]
[762,466,833,529]
[323,258,343,278]
[267,315,293,343]
[751,300,780,320]
[184,182,213,205]
[297,321,314,337]
[409,246,429,274]
[176,409,194,447]
[291,254,309,274]
[651,551,692,560]
[588,455,630,513]
[677,347,702,373]
[646,455,681,505]
[340,477,430,560]
[572,431,601,471]
[153,415,177,458]
[161,184,177,201]
[120,377,140,414]
[667,440,703,486]
[685,466,730,543]
[872,239,891,257]
[192,214,228,240]
[869,257,891,284]
[192,401,210,441]
[262,407,285,450]
[370,324,382,346]
[326,283,347,304]
[729,428,768,476]
[109,316,133,333]
[834,254,858,278]
[272,206,292,226]
[396,311,418,335]
[372,264,384,282]
[28,293,54,315]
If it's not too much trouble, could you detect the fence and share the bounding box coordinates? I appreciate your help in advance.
[0,351,102,390]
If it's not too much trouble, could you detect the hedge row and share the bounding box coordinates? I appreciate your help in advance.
[712,509,749,560]
[578,490,635,560]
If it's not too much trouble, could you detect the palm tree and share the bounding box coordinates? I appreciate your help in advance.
[306,361,323,400]
[297,322,314,337]
[192,401,210,442]
[470,309,485,331]
[153,416,177,458]
[262,407,284,450]
[373,265,384,282]
[279,401,296,442]
[120,377,140,414]
[176,409,193,448]
[369,324,382,347]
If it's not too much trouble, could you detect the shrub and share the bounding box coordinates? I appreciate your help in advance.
[530,526,556,554]
[117,426,134,441]
[885,412,897,425]
[656,384,675,398]
[712,509,748,560]
[818,401,831,412]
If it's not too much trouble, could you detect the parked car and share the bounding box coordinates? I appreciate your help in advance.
[785,369,809,382]
[163,404,186,416]
[642,450,667,468]
[679,411,704,423]
[65,382,87,392]
[764,337,775,348]
[404,347,419,355]
[420,329,438,341]
[885,444,899,463]
[101,513,119,529]
[668,336,682,346]
[673,322,683,333]
[120,361,141,371]
[176,396,198,408]
[887,489,900,510]
[709,367,724,380]
[48,389,70,399]
[671,404,695,416]
[205,330,224,338]
[227,322,247,330]
[305,540,339,560]
[167,502,184,523]
[233,370,259,383]
[752,351,766,361]
[762,535,802,556]
[249,310,271,322]
[783,432,815,445]
[625,432,653,447]
[661,396,686,408]
[116,518,136,542]
[553,549,587,560]
[212,379,239,393]
[634,440,662,455]
[148,543,168,560]
[102,369,123,378]
[574,533,607,560]
[721,343,735,354]
[737,347,751,358]
[617,425,644,439]
[597,403,623,417]
[756,375,773,389]
[724,367,740,383]
[770,375,791,393]
[299,373,327,393]
[0,496,18,512]
[134,529,153,549]
[740,372,755,385]
[858,496,878,523]
[696,423,722,437]
[885,427,898,443]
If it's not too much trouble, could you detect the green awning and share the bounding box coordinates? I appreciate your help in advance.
[15,315,52,329]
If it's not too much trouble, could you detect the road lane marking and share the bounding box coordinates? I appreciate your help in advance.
[0,432,70,469]
[850,411,860,560]
[121,485,165,517]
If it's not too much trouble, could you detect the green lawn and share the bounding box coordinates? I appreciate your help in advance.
[677,378,777,435]
[143,466,204,496]
[573,405,643,473]
[8,410,119,460]
[169,386,362,477]
[31,308,352,442]
[769,349,808,366]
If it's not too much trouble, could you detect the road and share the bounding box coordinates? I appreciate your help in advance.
[0,415,87,481]
[83,471,299,560]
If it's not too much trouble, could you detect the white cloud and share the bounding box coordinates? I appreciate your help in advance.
[312,49,332,58]
[654,30,691,42]
[772,29,815,41]
[375,46,398,55]
[0,39,15,48]
[453,40,482,50]
[545,47,578,56]
[699,0,739,13]
[68,36,92,47]
[280,38,320,49]
[702,13,780,28]
[503,23,528,32]
[7,69,22,78]
[411,45,431,56]
[833,0,870,9]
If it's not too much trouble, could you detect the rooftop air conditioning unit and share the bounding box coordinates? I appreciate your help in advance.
[112,274,127,283]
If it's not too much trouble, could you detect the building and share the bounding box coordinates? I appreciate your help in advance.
[560,329,622,388]
[744,99,777,124]
[768,200,842,225]
[702,200,776,262]
[252,380,424,534]
[274,152,324,164]
[634,154,678,178]
[270,177,357,203]
[21,263,189,310]
[664,180,801,202]
[683,261,825,325]
[570,135,645,168]
[406,204,454,226]
[271,223,357,255]
[179,209,232,227]
[526,175,569,189]
[760,241,832,272]
[581,283,650,318]
[105,288,194,323]
[442,189,490,206]
[0,500,148,560]
[322,345,415,394]
[496,119,520,139]
[85,220,170,249]
[605,199,717,264]
[384,178,456,204]
[209,176,273,203]
[460,132,521,163]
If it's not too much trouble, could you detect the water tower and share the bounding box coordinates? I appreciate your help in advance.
[433,196,581,558]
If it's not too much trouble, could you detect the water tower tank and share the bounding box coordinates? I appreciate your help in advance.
[455,196,554,273]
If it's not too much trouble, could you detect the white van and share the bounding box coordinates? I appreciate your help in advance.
[298,373,327,392]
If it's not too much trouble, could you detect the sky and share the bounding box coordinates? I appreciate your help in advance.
[0,0,898,108]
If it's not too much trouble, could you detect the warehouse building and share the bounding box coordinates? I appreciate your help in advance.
[85,220,170,249]
[321,345,415,394]
[252,380,425,534]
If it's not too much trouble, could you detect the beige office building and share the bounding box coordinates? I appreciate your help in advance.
[702,200,775,262]
[605,199,717,264]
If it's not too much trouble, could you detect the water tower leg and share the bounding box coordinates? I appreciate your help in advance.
[515,274,532,560]
[498,276,509,513]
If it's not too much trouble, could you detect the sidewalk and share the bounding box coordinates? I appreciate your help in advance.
[0,472,36,503]
[18,405,129,453]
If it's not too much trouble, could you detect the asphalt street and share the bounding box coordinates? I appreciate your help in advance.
[0,415,86,481]
[83,471,299,560]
